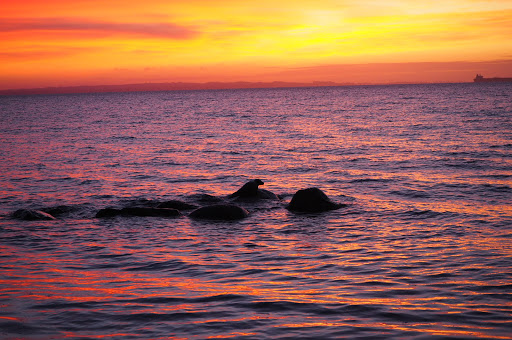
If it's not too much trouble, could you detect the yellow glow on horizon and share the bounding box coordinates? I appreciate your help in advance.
[1,0,512,89]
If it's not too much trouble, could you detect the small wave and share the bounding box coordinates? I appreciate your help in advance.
[124,259,193,272]
[122,296,186,304]
[81,245,106,252]
[469,283,512,293]
[155,148,177,153]
[30,300,104,310]
[478,183,511,193]
[50,176,75,183]
[110,135,136,140]
[350,178,393,183]
[129,174,155,180]
[94,253,132,259]
[398,209,445,220]
[389,188,430,199]
[334,303,381,316]
[79,179,99,185]
[480,174,511,179]
[444,159,487,170]
[357,280,396,286]
[116,310,228,322]
[377,310,432,323]
[490,143,512,149]
[165,177,216,183]
[150,159,184,166]
[0,320,44,335]
[192,294,248,303]
[242,300,340,316]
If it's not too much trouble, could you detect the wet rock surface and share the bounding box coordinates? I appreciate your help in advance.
[95,207,181,218]
[189,204,250,220]
[11,209,56,221]
[287,188,346,213]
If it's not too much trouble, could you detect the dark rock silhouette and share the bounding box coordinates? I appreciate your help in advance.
[189,204,249,220]
[12,209,56,220]
[229,179,264,198]
[96,207,181,218]
[41,205,78,217]
[95,208,121,218]
[156,200,198,210]
[190,194,225,204]
[287,188,345,213]
[229,179,279,200]
[255,188,280,200]
[122,207,181,217]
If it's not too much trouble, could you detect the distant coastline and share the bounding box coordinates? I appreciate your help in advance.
[0,81,355,96]
[3,77,510,96]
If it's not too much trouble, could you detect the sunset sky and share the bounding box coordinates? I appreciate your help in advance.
[1,0,512,89]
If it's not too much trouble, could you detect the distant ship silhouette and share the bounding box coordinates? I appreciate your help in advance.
[474,74,512,82]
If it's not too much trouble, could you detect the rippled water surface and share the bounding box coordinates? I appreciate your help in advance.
[1,83,511,339]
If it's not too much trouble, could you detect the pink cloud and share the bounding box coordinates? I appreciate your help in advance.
[0,17,199,39]
[0,45,103,59]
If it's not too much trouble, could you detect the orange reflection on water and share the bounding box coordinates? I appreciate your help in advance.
[0,316,20,321]
[277,320,507,339]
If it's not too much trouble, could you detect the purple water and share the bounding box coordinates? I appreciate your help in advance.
[1,83,511,339]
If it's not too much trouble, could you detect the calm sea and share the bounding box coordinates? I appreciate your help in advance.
[0,83,511,339]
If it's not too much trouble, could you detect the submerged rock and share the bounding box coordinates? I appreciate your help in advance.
[190,194,225,204]
[287,188,345,213]
[95,207,181,218]
[95,208,121,218]
[12,209,56,221]
[121,207,181,217]
[118,198,199,211]
[254,188,280,200]
[41,205,78,217]
[189,204,249,220]
[156,200,198,211]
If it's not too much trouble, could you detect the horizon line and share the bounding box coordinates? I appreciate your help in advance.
[0,79,475,96]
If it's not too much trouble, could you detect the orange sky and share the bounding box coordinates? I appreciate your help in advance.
[1,0,512,89]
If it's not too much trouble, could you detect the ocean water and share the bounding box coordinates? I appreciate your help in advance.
[0,83,511,339]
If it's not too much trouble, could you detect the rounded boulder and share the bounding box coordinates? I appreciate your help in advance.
[189,204,249,221]
[287,188,345,213]
[95,207,181,218]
